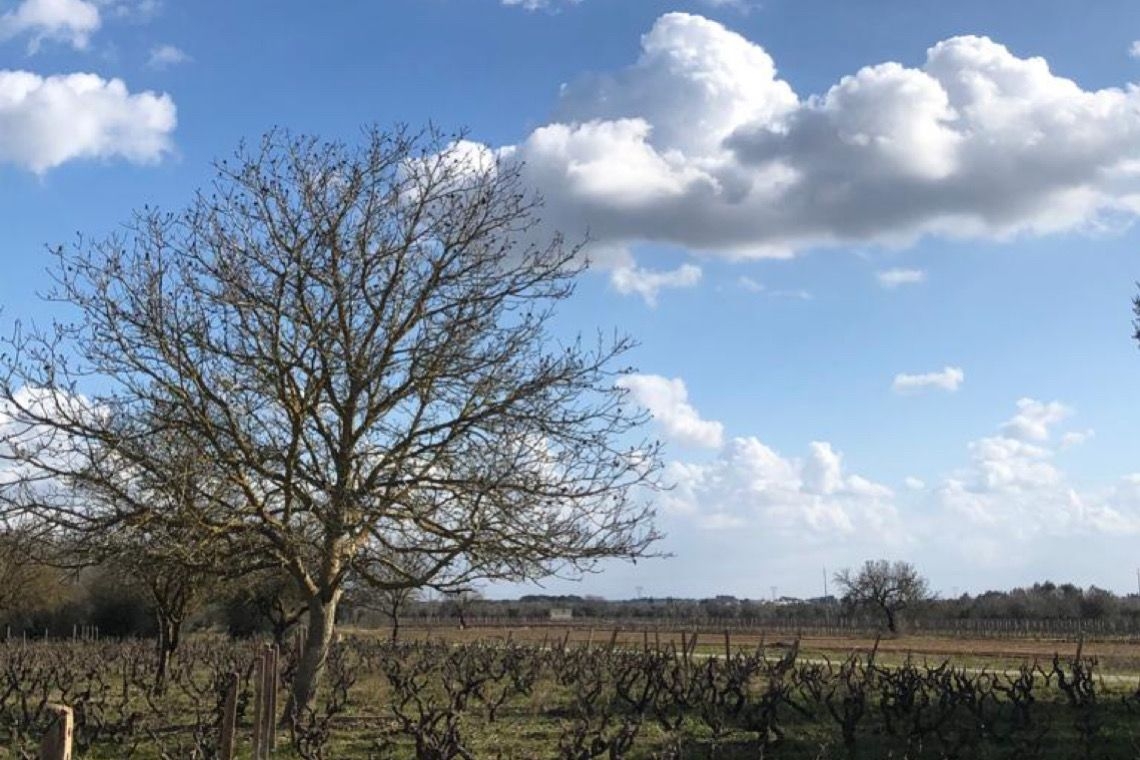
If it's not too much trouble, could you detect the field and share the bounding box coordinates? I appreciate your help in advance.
[4,624,1140,758]
[394,622,1140,671]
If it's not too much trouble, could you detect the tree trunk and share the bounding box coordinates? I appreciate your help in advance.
[153,613,180,694]
[884,606,897,634]
[271,618,288,648]
[389,610,400,642]
[284,591,340,723]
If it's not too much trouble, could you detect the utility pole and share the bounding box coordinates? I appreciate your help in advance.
[823,567,828,599]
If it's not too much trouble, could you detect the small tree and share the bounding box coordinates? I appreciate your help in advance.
[833,560,931,634]
[102,528,221,692]
[47,424,251,691]
[346,551,431,641]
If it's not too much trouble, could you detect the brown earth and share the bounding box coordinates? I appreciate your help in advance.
[376,623,1140,674]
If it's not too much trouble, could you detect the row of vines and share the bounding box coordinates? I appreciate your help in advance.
[0,636,1138,758]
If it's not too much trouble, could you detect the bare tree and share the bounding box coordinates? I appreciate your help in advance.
[346,550,431,641]
[36,419,258,691]
[833,560,931,634]
[99,522,223,692]
[0,126,662,716]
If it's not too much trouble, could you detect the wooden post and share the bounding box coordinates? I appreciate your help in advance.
[266,644,278,751]
[39,704,73,760]
[219,672,239,760]
[251,652,265,758]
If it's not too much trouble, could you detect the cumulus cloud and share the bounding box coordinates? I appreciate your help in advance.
[0,0,101,51]
[622,380,1140,591]
[662,435,900,536]
[478,14,1140,265]
[621,373,898,536]
[936,400,1140,539]
[616,374,723,449]
[610,263,701,306]
[147,43,189,69]
[0,71,176,172]
[1000,398,1071,441]
[892,366,964,393]
[877,268,926,288]
[1131,40,1140,59]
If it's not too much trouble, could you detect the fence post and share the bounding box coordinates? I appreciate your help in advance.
[266,644,279,751]
[252,651,265,758]
[219,672,239,760]
[38,704,73,760]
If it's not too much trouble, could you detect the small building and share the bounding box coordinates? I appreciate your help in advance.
[549,608,573,621]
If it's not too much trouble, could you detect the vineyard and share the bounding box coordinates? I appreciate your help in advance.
[2,632,1140,758]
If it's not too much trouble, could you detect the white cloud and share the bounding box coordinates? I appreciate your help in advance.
[147,44,189,69]
[0,70,176,173]
[737,275,765,292]
[877,268,926,288]
[94,0,160,20]
[1130,40,1140,59]
[694,0,756,12]
[662,435,899,537]
[1000,398,1071,441]
[476,14,1140,265]
[1061,428,1095,449]
[935,401,1140,540]
[610,263,701,306]
[624,375,898,536]
[735,276,810,299]
[738,274,766,293]
[618,383,1140,592]
[0,0,101,51]
[772,288,812,300]
[966,435,1060,493]
[892,366,964,394]
[616,374,723,449]
[500,0,578,9]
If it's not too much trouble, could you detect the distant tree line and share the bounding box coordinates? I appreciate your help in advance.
[395,581,1140,630]
[0,535,1133,643]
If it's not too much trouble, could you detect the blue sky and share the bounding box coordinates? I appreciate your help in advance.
[3,0,1140,600]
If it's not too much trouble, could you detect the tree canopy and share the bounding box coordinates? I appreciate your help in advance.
[0,126,662,713]
[834,559,931,634]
